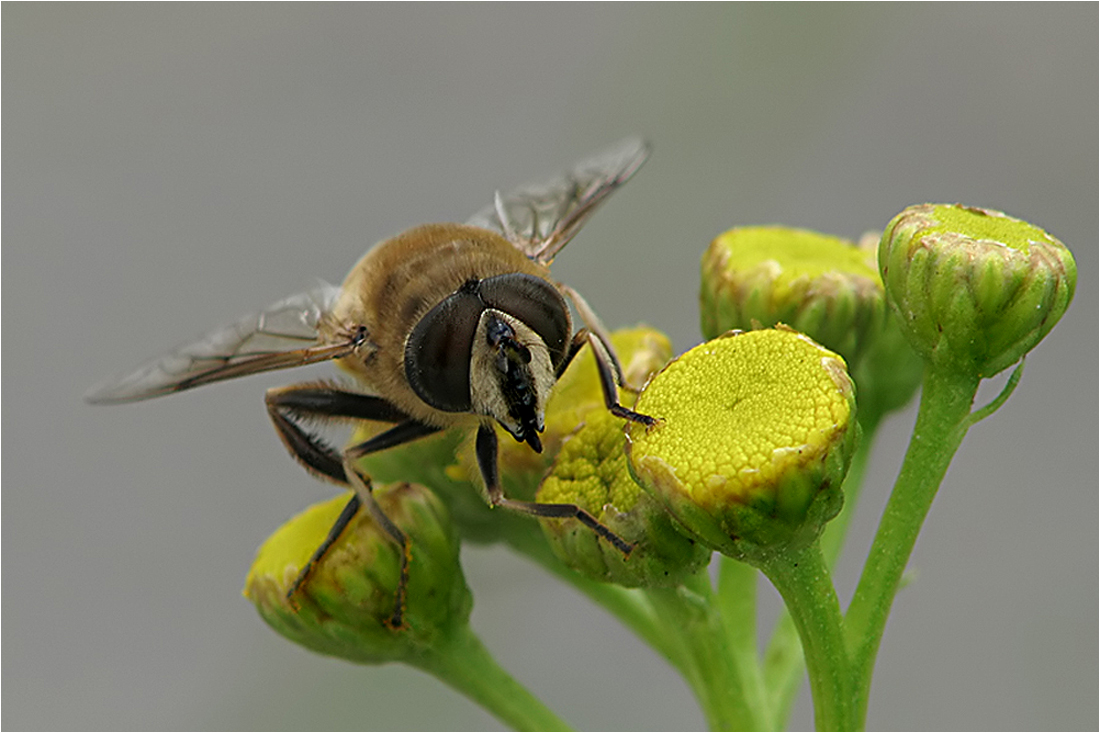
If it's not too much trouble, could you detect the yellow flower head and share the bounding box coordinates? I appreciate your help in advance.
[627,328,857,560]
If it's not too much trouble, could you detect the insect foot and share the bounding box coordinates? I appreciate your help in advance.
[244,482,470,659]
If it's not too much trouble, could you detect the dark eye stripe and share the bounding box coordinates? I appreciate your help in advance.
[478,274,570,367]
[404,289,482,412]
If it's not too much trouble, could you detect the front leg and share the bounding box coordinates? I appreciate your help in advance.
[556,329,656,428]
[474,424,632,555]
[556,282,627,384]
[555,283,656,427]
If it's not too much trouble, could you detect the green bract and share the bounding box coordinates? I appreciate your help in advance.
[879,204,1077,377]
[625,328,857,562]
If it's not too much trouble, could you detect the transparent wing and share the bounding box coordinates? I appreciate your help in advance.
[466,136,651,265]
[85,283,357,404]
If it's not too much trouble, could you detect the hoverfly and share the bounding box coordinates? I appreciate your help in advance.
[87,137,655,627]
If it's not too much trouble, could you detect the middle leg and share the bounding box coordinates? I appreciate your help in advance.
[265,382,442,626]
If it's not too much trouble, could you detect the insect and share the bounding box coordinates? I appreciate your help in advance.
[87,137,655,627]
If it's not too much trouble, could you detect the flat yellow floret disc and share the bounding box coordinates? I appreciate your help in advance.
[628,329,852,510]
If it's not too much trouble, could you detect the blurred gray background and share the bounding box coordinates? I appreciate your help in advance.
[4,5,1096,730]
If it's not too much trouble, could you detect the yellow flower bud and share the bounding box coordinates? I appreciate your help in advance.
[538,410,711,587]
[244,483,470,663]
[702,226,881,364]
[626,328,857,561]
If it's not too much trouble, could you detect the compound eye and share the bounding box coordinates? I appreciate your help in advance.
[404,289,483,412]
[479,274,570,367]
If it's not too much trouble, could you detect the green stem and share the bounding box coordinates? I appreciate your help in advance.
[717,557,773,729]
[506,520,769,729]
[763,416,878,728]
[417,625,571,731]
[647,572,764,730]
[844,366,981,724]
[505,522,767,729]
[756,542,854,731]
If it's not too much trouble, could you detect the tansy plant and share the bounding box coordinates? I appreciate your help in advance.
[244,204,1075,730]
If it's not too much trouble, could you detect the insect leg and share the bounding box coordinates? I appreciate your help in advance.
[283,420,442,626]
[266,383,413,483]
[556,282,626,385]
[339,464,413,630]
[556,283,658,428]
[558,329,656,428]
[341,421,443,629]
[265,383,442,627]
[475,424,633,555]
[283,491,361,603]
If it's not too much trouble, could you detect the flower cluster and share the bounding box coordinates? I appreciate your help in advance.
[242,203,1075,731]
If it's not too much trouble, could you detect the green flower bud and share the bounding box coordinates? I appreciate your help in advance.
[537,410,712,587]
[243,483,471,663]
[701,226,923,419]
[879,204,1077,377]
[625,328,857,563]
